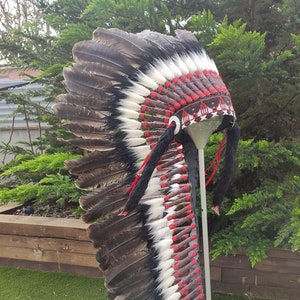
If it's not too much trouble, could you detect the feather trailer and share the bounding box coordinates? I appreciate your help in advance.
[56,93,111,111]
[62,123,108,140]
[57,137,113,152]
[67,152,126,189]
[88,211,142,246]
[82,195,126,223]
[52,103,104,126]
[93,28,151,62]
[73,40,130,69]
[79,183,127,211]
[55,27,239,299]
[75,167,127,190]
[96,229,144,270]
[63,66,115,96]
[65,152,117,175]
[105,254,151,290]
[136,30,184,58]
[112,276,155,300]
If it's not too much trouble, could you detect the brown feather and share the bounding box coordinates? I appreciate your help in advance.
[96,229,142,270]
[65,152,115,175]
[108,275,154,300]
[63,66,115,97]
[82,195,126,223]
[63,123,108,140]
[76,168,127,189]
[93,28,150,61]
[88,212,141,245]
[105,254,150,288]
[73,40,130,67]
[79,183,127,210]
[53,103,104,126]
[58,137,114,151]
[56,94,111,111]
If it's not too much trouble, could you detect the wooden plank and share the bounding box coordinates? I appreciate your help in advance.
[0,244,97,267]
[211,280,250,296]
[210,265,221,281]
[254,256,300,274]
[209,254,251,270]
[250,285,300,300]
[0,214,88,229]
[0,215,89,240]
[221,268,254,285]
[267,247,300,260]
[0,234,96,255]
[252,270,300,289]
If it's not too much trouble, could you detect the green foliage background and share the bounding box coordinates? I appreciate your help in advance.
[0,0,299,265]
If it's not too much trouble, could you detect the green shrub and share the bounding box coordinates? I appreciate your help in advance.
[0,152,85,213]
[210,139,300,266]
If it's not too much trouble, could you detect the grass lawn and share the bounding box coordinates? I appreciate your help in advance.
[0,266,264,299]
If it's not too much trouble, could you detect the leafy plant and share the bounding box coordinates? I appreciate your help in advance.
[210,140,300,266]
[0,152,85,214]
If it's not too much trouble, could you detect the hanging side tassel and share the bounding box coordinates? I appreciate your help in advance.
[211,123,240,215]
[125,153,151,195]
[119,122,176,216]
[205,138,226,187]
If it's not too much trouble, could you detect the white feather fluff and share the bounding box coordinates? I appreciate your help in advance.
[124,137,146,147]
[155,258,175,272]
[145,177,161,195]
[172,54,189,74]
[150,226,172,242]
[123,129,144,139]
[165,292,181,300]
[118,117,141,130]
[119,99,141,111]
[148,218,168,232]
[156,267,175,287]
[144,197,164,207]
[144,197,165,220]
[164,58,183,77]
[148,205,165,220]
[156,248,174,262]
[122,90,145,104]
[191,51,218,73]
[157,275,176,294]
[137,71,159,90]
[169,183,180,192]
[128,80,151,96]
[118,107,139,119]
[162,285,180,299]
[152,59,174,80]
[180,53,198,73]
[147,65,167,84]
[155,238,173,253]
[130,145,151,161]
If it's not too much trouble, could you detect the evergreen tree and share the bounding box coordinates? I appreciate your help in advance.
[0,0,300,265]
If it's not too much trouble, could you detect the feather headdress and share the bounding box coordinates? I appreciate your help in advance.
[53,28,239,300]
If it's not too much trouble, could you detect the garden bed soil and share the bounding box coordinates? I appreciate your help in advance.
[1,201,81,219]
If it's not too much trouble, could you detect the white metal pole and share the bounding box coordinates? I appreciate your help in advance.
[184,118,222,299]
[198,148,212,300]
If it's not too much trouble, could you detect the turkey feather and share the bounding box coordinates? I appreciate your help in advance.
[93,28,151,61]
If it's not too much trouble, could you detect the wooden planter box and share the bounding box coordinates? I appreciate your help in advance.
[1,204,300,299]
[0,210,100,278]
[203,246,300,300]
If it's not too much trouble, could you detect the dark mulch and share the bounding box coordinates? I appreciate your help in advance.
[11,201,81,218]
